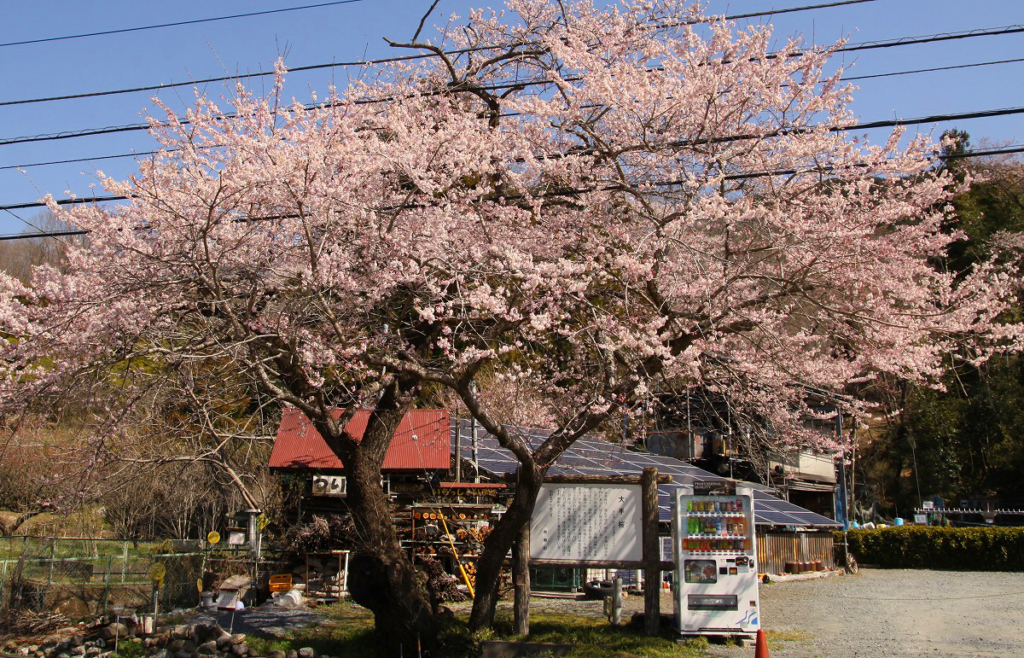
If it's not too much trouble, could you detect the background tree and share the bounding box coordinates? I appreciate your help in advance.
[859,137,1024,513]
[2,0,1022,644]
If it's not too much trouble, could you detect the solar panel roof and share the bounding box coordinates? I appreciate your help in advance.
[453,419,840,528]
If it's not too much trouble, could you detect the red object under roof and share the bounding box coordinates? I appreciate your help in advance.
[268,407,451,472]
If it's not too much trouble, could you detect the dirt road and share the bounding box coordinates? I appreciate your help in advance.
[706,569,1024,657]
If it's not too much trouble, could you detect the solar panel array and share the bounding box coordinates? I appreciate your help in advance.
[453,419,840,528]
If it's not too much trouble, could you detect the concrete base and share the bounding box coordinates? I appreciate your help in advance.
[766,569,841,583]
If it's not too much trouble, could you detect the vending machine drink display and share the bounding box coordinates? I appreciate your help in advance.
[672,482,760,638]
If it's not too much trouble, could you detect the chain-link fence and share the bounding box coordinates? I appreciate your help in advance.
[0,537,208,620]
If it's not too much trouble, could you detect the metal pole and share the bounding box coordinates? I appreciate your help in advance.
[836,411,849,529]
[102,556,112,617]
[121,542,128,583]
[470,381,480,483]
[454,416,462,483]
[0,560,8,611]
[47,540,56,585]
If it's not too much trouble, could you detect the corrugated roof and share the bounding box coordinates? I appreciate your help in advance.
[268,408,450,472]
[452,419,840,529]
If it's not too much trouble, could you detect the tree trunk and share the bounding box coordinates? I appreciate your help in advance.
[315,396,441,652]
[343,445,439,651]
[468,463,544,631]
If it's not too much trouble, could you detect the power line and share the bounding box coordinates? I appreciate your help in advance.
[4,103,1024,195]
[835,23,1024,55]
[843,57,1024,82]
[0,0,368,49]
[0,150,162,172]
[0,0,877,109]
[2,20,1022,149]
[2,142,1020,242]
[9,51,1024,173]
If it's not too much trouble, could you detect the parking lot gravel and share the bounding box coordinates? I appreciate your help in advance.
[705,569,1024,657]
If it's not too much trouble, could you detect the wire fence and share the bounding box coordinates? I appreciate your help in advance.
[0,537,212,620]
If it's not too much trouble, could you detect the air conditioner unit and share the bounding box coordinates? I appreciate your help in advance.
[312,475,347,497]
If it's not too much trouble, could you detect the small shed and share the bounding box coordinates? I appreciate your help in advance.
[268,407,452,519]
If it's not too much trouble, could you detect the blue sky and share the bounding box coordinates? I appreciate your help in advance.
[1,0,1021,235]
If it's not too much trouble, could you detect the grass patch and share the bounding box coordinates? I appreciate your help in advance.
[767,629,811,644]
[241,602,707,658]
[482,610,705,658]
[109,638,147,658]
[244,602,381,658]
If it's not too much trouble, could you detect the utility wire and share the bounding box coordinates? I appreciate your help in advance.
[0,150,162,172]
[842,56,1024,82]
[0,0,877,109]
[2,20,1022,148]
[8,52,1024,172]
[2,142,1020,242]
[0,0,367,49]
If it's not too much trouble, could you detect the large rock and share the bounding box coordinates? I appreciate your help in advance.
[196,641,218,655]
[54,598,91,620]
[297,648,316,658]
[267,650,286,658]
[99,625,129,641]
[168,640,195,653]
[229,645,247,657]
[191,625,225,646]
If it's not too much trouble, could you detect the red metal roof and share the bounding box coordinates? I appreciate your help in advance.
[268,408,451,472]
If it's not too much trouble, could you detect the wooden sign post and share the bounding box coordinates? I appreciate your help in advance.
[516,468,671,637]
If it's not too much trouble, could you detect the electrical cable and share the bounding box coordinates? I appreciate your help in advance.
[8,53,1024,172]
[2,20,1022,148]
[842,57,1024,82]
[1,142,1020,242]
[0,1,368,49]
[0,0,879,109]
[0,150,162,172]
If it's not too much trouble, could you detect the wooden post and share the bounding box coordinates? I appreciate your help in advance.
[641,467,660,636]
[513,524,531,636]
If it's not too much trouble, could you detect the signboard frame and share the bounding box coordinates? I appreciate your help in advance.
[529,482,643,565]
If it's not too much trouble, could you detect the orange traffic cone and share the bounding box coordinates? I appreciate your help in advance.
[754,629,770,658]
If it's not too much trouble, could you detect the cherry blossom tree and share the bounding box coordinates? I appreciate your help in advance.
[2,0,1021,642]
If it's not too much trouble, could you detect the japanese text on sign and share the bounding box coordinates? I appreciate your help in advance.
[530,484,643,563]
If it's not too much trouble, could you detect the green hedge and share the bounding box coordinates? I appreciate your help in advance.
[835,526,1024,570]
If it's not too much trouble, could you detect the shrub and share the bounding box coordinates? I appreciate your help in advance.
[837,526,1024,570]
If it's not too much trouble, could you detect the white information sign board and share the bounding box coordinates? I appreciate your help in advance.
[530,483,643,563]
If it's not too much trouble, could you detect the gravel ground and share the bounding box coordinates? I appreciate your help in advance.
[705,569,1024,658]
[186,606,325,638]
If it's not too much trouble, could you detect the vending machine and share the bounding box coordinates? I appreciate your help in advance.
[672,482,760,638]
